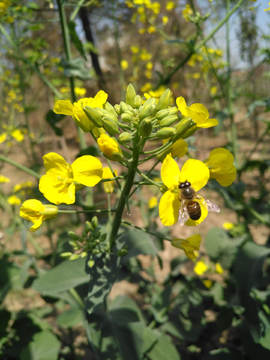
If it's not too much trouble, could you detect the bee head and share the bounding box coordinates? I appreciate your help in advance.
[179,180,191,189]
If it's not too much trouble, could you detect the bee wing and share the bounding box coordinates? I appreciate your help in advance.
[204,199,220,213]
[178,200,189,226]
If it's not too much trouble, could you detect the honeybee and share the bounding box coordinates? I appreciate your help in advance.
[178,180,220,226]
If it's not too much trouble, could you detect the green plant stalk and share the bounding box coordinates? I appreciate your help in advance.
[226,0,238,169]
[0,154,41,179]
[121,220,172,242]
[109,134,141,249]
[58,209,116,214]
[56,0,86,150]
[245,128,268,161]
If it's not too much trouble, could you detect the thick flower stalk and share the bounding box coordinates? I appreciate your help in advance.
[39,153,103,205]
[20,200,58,231]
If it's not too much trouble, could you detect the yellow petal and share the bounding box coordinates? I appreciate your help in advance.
[199,118,218,128]
[159,191,180,226]
[53,100,76,115]
[194,260,208,275]
[42,152,69,178]
[206,148,236,186]
[185,106,208,126]
[30,217,43,231]
[171,139,188,158]
[72,156,103,187]
[93,90,108,107]
[190,103,209,118]
[39,174,62,204]
[185,197,208,226]
[171,234,201,260]
[161,154,181,189]
[72,113,93,132]
[176,96,187,116]
[180,159,209,191]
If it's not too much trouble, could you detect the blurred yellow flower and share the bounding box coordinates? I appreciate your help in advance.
[139,28,146,34]
[166,1,176,11]
[121,59,129,70]
[0,133,7,143]
[0,175,10,183]
[74,87,87,97]
[39,152,103,205]
[182,4,193,21]
[8,195,21,206]
[130,45,139,53]
[11,129,24,142]
[205,148,236,186]
[194,260,208,275]
[223,222,234,230]
[140,82,152,93]
[210,85,218,96]
[264,2,270,11]
[149,196,158,209]
[140,50,152,61]
[192,72,200,79]
[162,16,169,25]
[203,280,213,288]
[6,16,14,23]
[172,234,201,260]
[20,200,58,231]
[102,167,117,194]
[216,263,224,274]
[147,26,156,33]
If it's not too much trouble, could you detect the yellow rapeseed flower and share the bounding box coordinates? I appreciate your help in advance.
[53,90,108,132]
[159,154,210,226]
[8,195,21,206]
[205,148,236,186]
[215,263,224,274]
[121,59,129,70]
[74,87,87,97]
[102,167,117,194]
[97,134,123,162]
[182,4,193,21]
[264,2,270,11]
[176,97,218,128]
[0,133,7,143]
[203,280,213,288]
[0,175,10,183]
[172,234,201,260]
[194,260,208,275]
[20,199,58,231]
[11,129,24,142]
[39,152,103,205]
[158,138,188,162]
[223,222,234,230]
[130,45,139,54]
[149,196,158,208]
[147,26,156,33]
[166,1,176,11]
[162,16,169,25]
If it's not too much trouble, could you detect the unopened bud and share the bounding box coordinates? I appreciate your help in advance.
[102,116,119,135]
[91,216,98,229]
[156,89,171,111]
[80,252,87,258]
[104,102,118,117]
[139,98,156,120]
[120,101,133,114]
[134,95,142,108]
[69,240,78,247]
[156,109,170,120]
[69,254,80,261]
[182,123,197,139]
[87,259,95,268]
[139,118,152,137]
[100,234,107,242]
[156,127,176,139]
[92,127,105,138]
[119,132,132,143]
[169,107,178,115]
[125,84,136,107]
[121,113,133,123]
[172,117,194,141]
[160,115,178,127]
[68,231,79,240]
[114,104,121,114]
[92,249,100,255]
[60,252,72,258]
[83,106,103,127]
[117,249,129,256]
[85,221,93,233]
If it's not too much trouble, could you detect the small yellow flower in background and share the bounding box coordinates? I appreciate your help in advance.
[159,154,210,226]
[97,134,123,162]
[60,86,70,93]
[176,97,218,128]
[205,148,236,186]
[20,200,58,232]
[203,280,213,288]
[166,1,176,11]
[11,129,24,142]
[215,263,224,275]
[39,152,103,205]
[121,59,129,70]
[194,260,208,275]
[146,62,153,70]
[102,167,117,194]
[53,90,108,132]
[6,16,14,23]
[172,234,201,260]
[223,222,234,230]
[140,49,152,61]
[182,4,193,21]
[149,2,160,15]
[149,196,158,209]
[264,2,270,11]
[130,45,139,54]
[210,85,218,96]
[8,195,21,206]
[145,70,152,79]
[140,82,152,93]
[192,72,200,79]
[147,26,156,33]
[162,16,169,25]
[74,87,87,97]
[0,133,7,143]
[139,28,146,34]
[0,175,10,183]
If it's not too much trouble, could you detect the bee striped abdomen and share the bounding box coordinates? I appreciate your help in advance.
[187,201,201,220]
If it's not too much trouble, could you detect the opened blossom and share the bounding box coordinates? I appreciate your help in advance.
[159,154,210,226]
[176,97,218,128]
[20,199,58,231]
[53,91,108,132]
[171,234,201,260]
[39,153,103,205]
[97,134,123,162]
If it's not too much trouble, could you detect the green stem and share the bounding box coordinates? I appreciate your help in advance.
[121,220,172,242]
[245,129,268,162]
[69,288,85,310]
[58,209,116,214]
[0,154,41,179]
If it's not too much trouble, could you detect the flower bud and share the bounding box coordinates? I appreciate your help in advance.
[68,231,80,240]
[69,254,80,260]
[92,249,100,255]
[60,252,73,258]
[69,240,78,247]
[102,116,119,135]
[156,127,176,139]
[169,107,178,115]
[134,95,142,108]
[172,117,194,141]
[91,216,98,229]
[83,106,103,127]
[104,101,118,117]
[121,112,133,123]
[139,98,156,120]
[81,252,87,258]
[85,221,93,233]
[182,123,197,139]
[120,101,133,114]
[156,89,171,111]
[117,249,129,256]
[40,204,58,218]
[87,259,95,268]
[114,104,121,114]
[139,118,152,137]
[156,109,170,120]
[160,115,178,127]
[119,132,132,143]
[125,84,136,107]
[97,134,123,161]
[92,126,105,138]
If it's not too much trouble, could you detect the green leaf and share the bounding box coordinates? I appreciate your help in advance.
[32,258,89,294]
[20,331,61,360]
[61,58,92,80]
[57,306,83,327]
[203,348,245,360]
[234,241,270,343]
[241,323,270,360]
[68,21,87,60]
[205,228,248,269]
[147,334,180,360]
[0,256,21,301]
[87,296,145,360]
[141,328,159,355]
